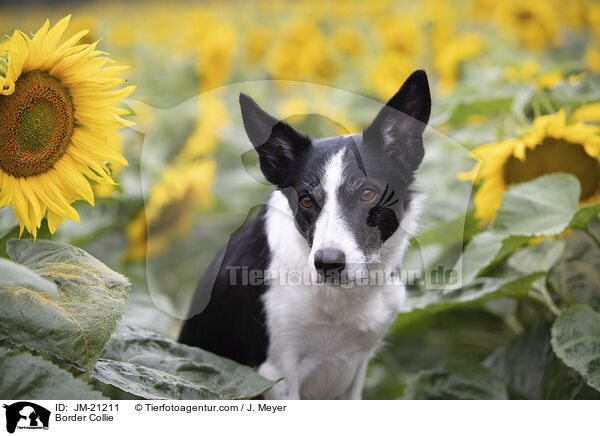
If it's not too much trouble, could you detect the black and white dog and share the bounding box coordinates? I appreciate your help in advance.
[179,70,431,399]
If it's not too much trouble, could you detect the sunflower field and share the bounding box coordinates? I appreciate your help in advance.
[1,0,600,400]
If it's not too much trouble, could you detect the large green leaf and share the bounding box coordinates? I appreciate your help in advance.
[92,324,277,400]
[403,362,508,399]
[0,239,130,371]
[394,273,543,329]
[491,174,580,236]
[551,305,600,392]
[457,174,581,285]
[0,346,105,400]
[484,323,553,399]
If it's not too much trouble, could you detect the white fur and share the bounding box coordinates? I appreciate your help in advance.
[258,153,423,400]
[309,151,367,282]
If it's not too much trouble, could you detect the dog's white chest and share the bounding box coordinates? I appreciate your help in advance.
[260,282,404,399]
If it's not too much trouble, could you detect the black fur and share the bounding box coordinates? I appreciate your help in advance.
[178,208,271,367]
[239,92,312,188]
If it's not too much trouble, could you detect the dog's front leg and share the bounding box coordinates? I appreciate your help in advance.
[336,357,369,400]
[259,358,301,400]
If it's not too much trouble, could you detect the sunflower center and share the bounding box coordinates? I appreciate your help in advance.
[516,10,534,22]
[504,138,600,201]
[0,70,74,177]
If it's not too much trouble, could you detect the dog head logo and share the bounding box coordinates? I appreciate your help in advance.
[3,402,50,434]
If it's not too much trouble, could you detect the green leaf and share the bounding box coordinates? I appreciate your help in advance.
[543,360,600,400]
[551,305,600,392]
[484,323,553,399]
[394,273,543,329]
[403,362,508,399]
[543,366,584,400]
[569,201,600,231]
[461,232,530,283]
[91,324,277,400]
[0,346,105,400]
[456,174,581,285]
[506,239,565,274]
[0,258,58,297]
[491,174,580,236]
[0,208,18,239]
[549,231,600,310]
[413,211,476,248]
[0,239,130,371]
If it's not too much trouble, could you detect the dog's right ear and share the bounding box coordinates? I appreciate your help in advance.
[240,93,311,187]
[363,69,430,172]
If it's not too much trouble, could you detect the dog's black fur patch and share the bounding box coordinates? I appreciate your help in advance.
[179,208,271,367]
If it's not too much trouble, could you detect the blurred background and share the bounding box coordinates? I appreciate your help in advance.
[2,0,600,399]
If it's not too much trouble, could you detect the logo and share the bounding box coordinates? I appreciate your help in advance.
[3,402,50,434]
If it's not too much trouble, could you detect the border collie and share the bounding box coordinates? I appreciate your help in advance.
[179,70,431,400]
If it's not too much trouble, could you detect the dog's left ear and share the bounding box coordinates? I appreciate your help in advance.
[240,92,311,187]
[363,69,431,171]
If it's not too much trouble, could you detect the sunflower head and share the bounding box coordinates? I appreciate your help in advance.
[0,16,134,237]
[497,0,558,49]
[126,160,216,261]
[460,110,600,222]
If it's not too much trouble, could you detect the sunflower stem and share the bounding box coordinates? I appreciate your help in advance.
[505,314,525,335]
[583,227,600,251]
[531,99,542,119]
[547,271,573,306]
[512,109,530,130]
[533,88,556,114]
[537,284,561,317]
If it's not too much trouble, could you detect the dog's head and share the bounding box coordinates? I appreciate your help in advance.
[240,70,431,284]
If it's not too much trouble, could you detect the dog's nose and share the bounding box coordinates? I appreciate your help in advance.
[314,248,346,275]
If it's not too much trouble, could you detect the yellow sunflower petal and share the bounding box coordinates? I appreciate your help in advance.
[5,30,28,85]
[47,210,64,234]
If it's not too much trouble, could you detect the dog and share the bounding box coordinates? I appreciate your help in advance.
[178,69,431,399]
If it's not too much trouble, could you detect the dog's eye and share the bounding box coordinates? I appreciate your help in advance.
[360,188,376,202]
[300,195,313,208]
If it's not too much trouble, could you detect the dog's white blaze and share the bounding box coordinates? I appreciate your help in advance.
[309,150,366,279]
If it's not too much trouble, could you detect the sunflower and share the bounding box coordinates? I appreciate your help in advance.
[504,60,563,88]
[586,43,600,73]
[496,0,558,50]
[375,14,421,58]
[572,103,600,124]
[126,160,216,261]
[366,52,416,99]
[0,16,134,237]
[245,26,273,64]
[175,95,227,163]
[331,26,364,59]
[459,110,600,222]
[433,33,482,93]
[266,20,326,82]
[195,21,236,91]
